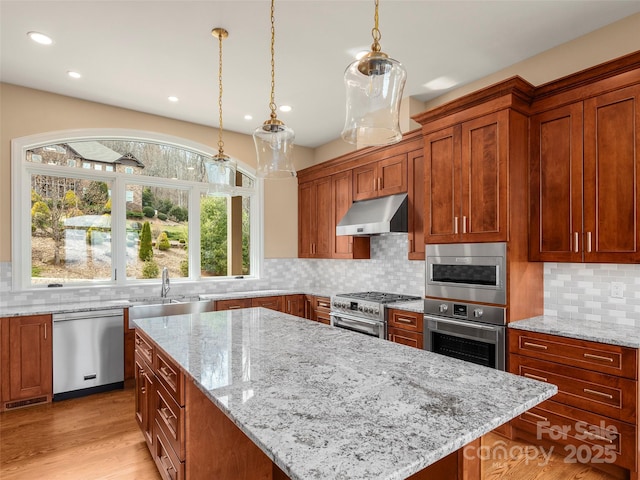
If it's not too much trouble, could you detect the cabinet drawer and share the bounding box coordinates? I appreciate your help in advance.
[513,400,636,471]
[387,327,423,349]
[387,309,423,333]
[155,349,184,406]
[510,354,637,422]
[316,311,331,325]
[314,296,331,312]
[251,296,283,311]
[509,330,637,379]
[154,419,185,480]
[135,330,154,367]
[215,298,251,311]
[155,381,185,460]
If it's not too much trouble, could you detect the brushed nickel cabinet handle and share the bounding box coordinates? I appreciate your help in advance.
[574,232,579,253]
[587,231,592,253]
[373,178,377,191]
[462,216,467,234]
[395,316,414,324]
[523,411,548,422]
[524,373,548,382]
[160,406,176,422]
[44,323,47,340]
[523,341,548,350]
[454,217,459,234]
[584,388,614,400]
[378,177,383,190]
[583,352,614,362]
[159,365,175,380]
[228,306,242,309]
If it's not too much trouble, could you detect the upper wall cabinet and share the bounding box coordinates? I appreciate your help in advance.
[352,154,408,201]
[298,177,332,258]
[331,170,370,259]
[407,148,425,260]
[530,69,640,262]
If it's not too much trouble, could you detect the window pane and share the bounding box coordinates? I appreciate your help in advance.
[200,194,251,277]
[125,185,189,280]
[31,174,112,284]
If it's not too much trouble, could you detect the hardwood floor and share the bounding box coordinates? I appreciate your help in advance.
[0,386,159,480]
[0,387,619,480]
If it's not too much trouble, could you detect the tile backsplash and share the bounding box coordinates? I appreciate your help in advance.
[3,237,640,322]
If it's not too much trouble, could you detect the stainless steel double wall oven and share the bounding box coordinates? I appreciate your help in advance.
[424,242,507,370]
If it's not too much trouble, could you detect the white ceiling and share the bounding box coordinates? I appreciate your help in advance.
[2,1,640,149]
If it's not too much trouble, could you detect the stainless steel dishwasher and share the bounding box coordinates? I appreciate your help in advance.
[52,308,124,400]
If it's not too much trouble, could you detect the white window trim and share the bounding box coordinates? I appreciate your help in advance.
[11,128,262,291]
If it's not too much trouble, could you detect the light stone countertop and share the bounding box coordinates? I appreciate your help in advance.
[387,299,424,314]
[509,315,640,348]
[133,307,556,480]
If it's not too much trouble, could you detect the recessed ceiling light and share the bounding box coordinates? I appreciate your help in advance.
[244,114,253,121]
[423,76,458,91]
[28,31,53,45]
[67,71,81,79]
[279,105,292,113]
[168,96,179,102]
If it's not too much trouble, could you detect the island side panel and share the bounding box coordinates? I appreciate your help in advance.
[185,380,274,480]
[404,438,480,480]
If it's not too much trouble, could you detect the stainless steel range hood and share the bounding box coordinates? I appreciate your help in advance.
[336,193,408,236]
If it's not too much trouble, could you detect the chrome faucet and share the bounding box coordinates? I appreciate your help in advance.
[161,267,170,298]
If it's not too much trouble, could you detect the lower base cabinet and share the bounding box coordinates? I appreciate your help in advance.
[387,308,423,349]
[509,330,639,479]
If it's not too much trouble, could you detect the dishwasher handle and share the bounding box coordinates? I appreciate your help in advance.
[53,309,124,322]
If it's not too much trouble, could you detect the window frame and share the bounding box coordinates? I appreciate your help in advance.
[11,128,263,291]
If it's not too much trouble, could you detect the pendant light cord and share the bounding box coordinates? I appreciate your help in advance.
[371,0,382,53]
[217,31,225,156]
[269,0,277,120]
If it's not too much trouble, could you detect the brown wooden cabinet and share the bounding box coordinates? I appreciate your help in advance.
[298,177,332,258]
[307,296,331,325]
[423,110,512,244]
[331,170,370,259]
[135,350,155,450]
[251,296,283,312]
[509,329,639,477]
[407,148,425,259]
[530,84,640,263]
[387,308,423,349]
[124,309,135,381]
[352,154,407,201]
[283,294,305,317]
[1,314,52,410]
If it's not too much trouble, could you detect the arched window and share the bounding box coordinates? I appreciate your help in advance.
[11,129,260,290]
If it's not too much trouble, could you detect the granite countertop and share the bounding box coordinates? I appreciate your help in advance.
[387,299,423,314]
[133,307,556,480]
[509,315,640,348]
[0,299,131,317]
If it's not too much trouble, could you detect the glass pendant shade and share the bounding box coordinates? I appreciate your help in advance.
[253,120,296,179]
[204,153,237,189]
[342,51,406,147]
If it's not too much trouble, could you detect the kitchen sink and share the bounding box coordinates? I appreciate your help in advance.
[128,298,215,320]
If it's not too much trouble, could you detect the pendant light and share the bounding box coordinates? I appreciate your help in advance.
[205,27,237,189]
[341,0,406,147]
[252,0,296,179]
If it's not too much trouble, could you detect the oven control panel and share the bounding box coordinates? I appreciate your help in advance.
[424,298,505,326]
[330,298,383,321]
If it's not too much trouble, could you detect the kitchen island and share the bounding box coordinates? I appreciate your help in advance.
[132,307,556,480]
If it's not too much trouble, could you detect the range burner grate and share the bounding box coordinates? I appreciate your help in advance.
[336,291,421,304]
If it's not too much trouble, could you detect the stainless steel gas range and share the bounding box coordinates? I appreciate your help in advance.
[330,292,421,338]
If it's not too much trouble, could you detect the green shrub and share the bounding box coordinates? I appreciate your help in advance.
[143,206,155,218]
[157,212,168,221]
[139,221,153,261]
[127,210,143,219]
[157,231,170,251]
[180,260,189,277]
[142,260,159,279]
[32,265,42,277]
[169,205,188,222]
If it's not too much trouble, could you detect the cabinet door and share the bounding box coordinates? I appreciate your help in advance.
[460,110,508,242]
[298,181,315,258]
[215,298,251,311]
[529,103,584,262]
[332,170,370,259]
[378,154,407,197]
[135,353,154,451]
[284,294,305,317]
[4,315,52,403]
[352,162,378,201]
[387,327,423,349]
[407,149,425,259]
[314,176,332,258]
[583,85,640,263]
[424,125,461,243]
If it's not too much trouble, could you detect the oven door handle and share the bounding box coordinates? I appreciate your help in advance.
[425,315,503,331]
[331,312,381,327]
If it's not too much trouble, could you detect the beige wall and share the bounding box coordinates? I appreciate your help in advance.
[0,84,315,261]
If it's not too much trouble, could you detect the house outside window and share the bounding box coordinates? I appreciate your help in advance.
[12,130,258,289]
